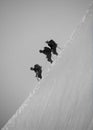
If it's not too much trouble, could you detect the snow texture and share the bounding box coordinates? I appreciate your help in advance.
[2,2,93,130]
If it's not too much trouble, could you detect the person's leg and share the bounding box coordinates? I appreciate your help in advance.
[35,71,38,78]
[52,47,58,55]
[39,74,42,79]
[47,54,53,63]
[38,70,42,79]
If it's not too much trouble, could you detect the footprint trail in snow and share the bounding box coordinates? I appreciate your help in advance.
[1,1,93,130]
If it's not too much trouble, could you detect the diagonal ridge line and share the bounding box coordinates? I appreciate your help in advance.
[2,1,93,130]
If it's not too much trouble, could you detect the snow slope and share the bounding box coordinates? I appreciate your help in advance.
[2,3,93,130]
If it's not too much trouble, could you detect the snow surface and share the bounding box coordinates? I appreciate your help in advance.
[2,2,93,130]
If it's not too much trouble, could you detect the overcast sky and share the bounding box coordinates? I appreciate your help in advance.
[0,0,92,129]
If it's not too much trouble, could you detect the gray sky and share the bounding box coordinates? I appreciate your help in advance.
[0,0,92,129]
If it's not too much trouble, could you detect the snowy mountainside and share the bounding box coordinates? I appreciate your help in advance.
[2,3,93,130]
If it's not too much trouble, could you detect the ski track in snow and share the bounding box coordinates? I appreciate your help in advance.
[1,1,93,130]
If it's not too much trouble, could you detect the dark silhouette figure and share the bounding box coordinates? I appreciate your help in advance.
[39,47,53,63]
[30,64,42,80]
[45,39,58,55]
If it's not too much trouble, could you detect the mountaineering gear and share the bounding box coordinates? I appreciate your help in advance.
[30,64,42,80]
[39,47,53,63]
[45,39,58,55]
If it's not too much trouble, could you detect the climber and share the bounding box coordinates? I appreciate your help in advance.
[39,47,53,63]
[30,64,42,81]
[45,39,58,56]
